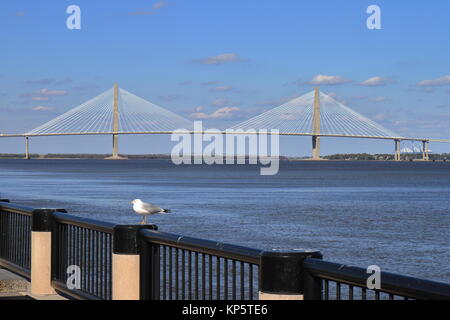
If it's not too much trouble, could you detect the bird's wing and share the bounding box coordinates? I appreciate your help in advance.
[141,202,164,213]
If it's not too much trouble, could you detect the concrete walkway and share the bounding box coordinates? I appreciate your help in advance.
[0,267,66,300]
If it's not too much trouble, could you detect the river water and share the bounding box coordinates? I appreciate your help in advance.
[0,159,449,283]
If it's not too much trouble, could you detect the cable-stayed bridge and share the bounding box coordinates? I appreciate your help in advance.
[0,84,449,160]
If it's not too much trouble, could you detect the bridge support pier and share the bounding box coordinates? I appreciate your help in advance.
[25,136,30,160]
[422,141,430,161]
[394,139,401,161]
[312,136,321,160]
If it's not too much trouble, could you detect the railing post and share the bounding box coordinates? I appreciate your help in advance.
[112,225,157,300]
[31,209,57,295]
[259,250,322,300]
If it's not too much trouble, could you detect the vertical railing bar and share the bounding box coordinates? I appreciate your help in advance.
[240,262,244,300]
[336,282,341,300]
[349,285,353,300]
[202,253,206,300]
[109,233,113,300]
[169,247,173,300]
[195,252,199,300]
[188,250,192,300]
[208,255,213,300]
[82,227,86,292]
[249,264,253,300]
[89,228,92,296]
[12,213,16,264]
[175,248,179,300]
[216,256,220,300]
[163,246,167,300]
[100,230,105,299]
[224,258,228,301]
[182,249,185,300]
[96,231,101,297]
[232,260,236,300]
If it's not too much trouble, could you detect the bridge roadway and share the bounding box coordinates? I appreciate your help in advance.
[1,131,450,143]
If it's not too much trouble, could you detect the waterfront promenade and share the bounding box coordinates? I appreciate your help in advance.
[0,267,64,300]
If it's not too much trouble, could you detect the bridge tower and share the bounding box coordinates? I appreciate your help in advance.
[106,83,127,160]
[311,87,322,160]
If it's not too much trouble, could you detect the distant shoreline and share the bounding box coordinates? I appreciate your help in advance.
[0,153,448,161]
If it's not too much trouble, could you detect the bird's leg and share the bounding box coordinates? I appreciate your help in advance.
[141,216,145,225]
[144,215,148,225]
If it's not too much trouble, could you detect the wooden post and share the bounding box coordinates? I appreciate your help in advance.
[31,210,56,295]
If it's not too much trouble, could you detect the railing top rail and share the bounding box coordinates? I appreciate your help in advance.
[0,201,34,216]
[304,258,450,300]
[140,229,263,265]
[52,212,115,234]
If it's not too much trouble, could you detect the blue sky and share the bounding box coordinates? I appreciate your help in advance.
[0,0,449,155]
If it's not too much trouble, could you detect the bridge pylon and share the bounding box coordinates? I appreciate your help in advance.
[105,83,127,160]
[311,87,323,160]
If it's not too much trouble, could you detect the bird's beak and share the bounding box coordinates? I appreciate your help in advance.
[129,201,133,204]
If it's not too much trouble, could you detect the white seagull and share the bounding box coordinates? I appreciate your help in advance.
[129,199,171,224]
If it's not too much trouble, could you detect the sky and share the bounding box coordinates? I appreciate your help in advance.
[0,0,449,156]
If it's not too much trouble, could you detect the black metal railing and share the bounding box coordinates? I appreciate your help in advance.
[303,258,450,300]
[139,229,263,300]
[0,201,32,278]
[51,212,114,300]
[1,199,450,300]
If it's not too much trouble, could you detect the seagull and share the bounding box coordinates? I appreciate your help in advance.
[129,199,171,224]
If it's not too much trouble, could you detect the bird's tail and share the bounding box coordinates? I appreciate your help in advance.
[162,209,171,213]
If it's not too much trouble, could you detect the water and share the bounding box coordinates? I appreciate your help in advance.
[0,159,449,283]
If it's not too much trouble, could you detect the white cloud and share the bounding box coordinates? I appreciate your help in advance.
[190,107,240,119]
[178,80,192,86]
[194,53,246,65]
[25,78,72,86]
[373,113,388,121]
[32,96,50,101]
[201,81,220,86]
[306,75,352,86]
[368,96,388,103]
[130,1,167,15]
[212,98,228,106]
[360,76,389,87]
[152,1,167,9]
[35,88,67,97]
[22,88,67,102]
[158,94,183,101]
[32,106,54,111]
[417,76,450,87]
[209,86,233,92]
